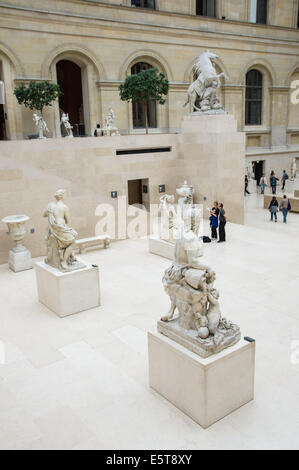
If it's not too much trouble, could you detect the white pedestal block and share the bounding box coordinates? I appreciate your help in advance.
[149,236,175,260]
[9,249,33,272]
[148,331,255,429]
[35,261,101,317]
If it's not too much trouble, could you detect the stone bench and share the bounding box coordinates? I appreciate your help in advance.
[75,235,111,254]
[294,190,299,198]
[264,194,299,213]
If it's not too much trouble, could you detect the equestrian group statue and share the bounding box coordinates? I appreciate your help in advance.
[184,51,229,113]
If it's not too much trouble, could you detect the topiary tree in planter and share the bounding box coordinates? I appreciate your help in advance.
[119,68,169,135]
[14,81,62,138]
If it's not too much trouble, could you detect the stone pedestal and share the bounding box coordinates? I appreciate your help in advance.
[148,331,255,429]
[180,114,245,225]
[35,261,101,317]
[9,249,32,272]
[149,236,175,260]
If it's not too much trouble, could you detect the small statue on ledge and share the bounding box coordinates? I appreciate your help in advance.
[61,112,73,138]
[43,189,85,272]
[33,113,49,139]
[102,107,120,136]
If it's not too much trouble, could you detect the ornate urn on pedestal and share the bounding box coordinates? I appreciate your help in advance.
[2,215,33,272]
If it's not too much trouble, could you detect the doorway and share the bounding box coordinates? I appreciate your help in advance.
[56,59,85,136]
[128,179,149,209]
[0,104,5,140]
[0,69,6,140]
[253,160,264,183]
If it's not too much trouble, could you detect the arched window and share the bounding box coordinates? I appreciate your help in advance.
[56,59,85,136]
[196,0,216,17]
[245,69,263,125]
[250,0,267,24]
[131,62,157,129]
[131,0,155,9]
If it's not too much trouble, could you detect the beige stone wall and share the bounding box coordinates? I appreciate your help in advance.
[0,113,245,264]
[0,0,298,178]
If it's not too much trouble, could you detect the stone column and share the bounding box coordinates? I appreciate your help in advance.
[269,86,290,148]
[222,84,245,131]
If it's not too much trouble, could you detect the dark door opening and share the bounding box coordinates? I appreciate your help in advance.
[128,179,143,206]
[0,104,5,140]
[253,160,264,183]
[128,179,150,210]
[56,59,85,137]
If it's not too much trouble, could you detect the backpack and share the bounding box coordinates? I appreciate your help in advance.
[203,236,212,243]
[285,174,289,180]
[288,201,292,211]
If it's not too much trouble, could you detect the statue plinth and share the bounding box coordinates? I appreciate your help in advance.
[35,260,100,317]
[148,331,255,428]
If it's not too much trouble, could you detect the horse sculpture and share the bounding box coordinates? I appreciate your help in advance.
[184,51,229,113]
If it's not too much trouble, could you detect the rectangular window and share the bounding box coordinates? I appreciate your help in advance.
[131,0,155,8]
[196,0,216,18]
[250,0,267,24]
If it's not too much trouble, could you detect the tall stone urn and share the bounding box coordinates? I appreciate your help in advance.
[2,215,33,272]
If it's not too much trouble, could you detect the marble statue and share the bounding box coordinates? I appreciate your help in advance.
[102,107,120,136]
[247,161,254,180]
[33,113,49,139]
[61,112,73,138]
[159,194,178,243]
[43,189,85,272]
[184,51,229,114]
[158,211,240,358]
[291,158,297,180]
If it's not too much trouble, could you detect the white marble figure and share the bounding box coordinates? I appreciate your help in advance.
[291,158,297,180]
[158,211,240,357]
[159,195,178,243]
[184,51,229,114]
[61,112,73,138]
[33,113,49,139]
[43,189,85,272]
[102,107,120,136]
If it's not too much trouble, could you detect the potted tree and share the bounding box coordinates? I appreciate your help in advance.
[14,81,62,139]
[119,68,169,135]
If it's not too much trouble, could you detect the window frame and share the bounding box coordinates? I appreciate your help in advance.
[131,62,157,129]
[196,0,216,18]
[245,69,263,126]
[131,0,156,9]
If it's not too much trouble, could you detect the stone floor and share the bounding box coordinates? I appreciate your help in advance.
[0,191,298,450]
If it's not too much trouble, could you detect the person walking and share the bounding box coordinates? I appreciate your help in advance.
[259,174,267,194]
[218,203,227,243]
[281,170,289,191]
[269,196,279,222]
[209,209,219,240]
[279,195,291,224]
[270,173,279,195]
[244,176,250,196]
